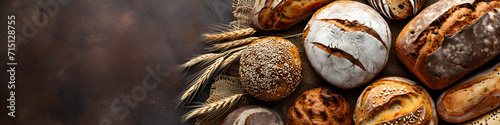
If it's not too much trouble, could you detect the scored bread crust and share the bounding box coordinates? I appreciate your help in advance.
[287,86,352,125]
[303,1,391,89]
[396,0,500,90]
[368,0,426,20]
[354,77,437,125]
[251,0,335,31]
[436,62,500,123]
[239,37,302,101]
[223,105,284,125]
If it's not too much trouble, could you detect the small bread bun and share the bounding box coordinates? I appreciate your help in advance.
[354,77,437,125]
[223,105,284,125]
[395,0,500,90]
[251,0,335,31]
[239,36,302,101]
[287,86,352,125]
[462,107,500,125]
[303,1,391,89]
[368,0,426,20]
[437,62,500,123]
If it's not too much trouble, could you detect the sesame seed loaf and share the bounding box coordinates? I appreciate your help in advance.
[436,62,500,123]
[251,0,335,32]
[354,77,438,125]
[223,105,284,125]
[461,107,500,125]
[368,0,426,20]
[395,0,500,90]
[286,86,352,125]
[239,37,302,101]
[303,1,391,89]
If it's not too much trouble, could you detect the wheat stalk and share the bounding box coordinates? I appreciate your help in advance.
[181,53,221,68]
[221,50,243,68]
[178,57,225,105]
[204,28,256,41]
[182,93,245,121]
[211,37,258,51]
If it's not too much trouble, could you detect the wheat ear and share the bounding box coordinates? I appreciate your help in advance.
[181,53,221,68]
[211,37,258,51]
[178,57,225,105]
[203,28,256,41]
[182,93,245,121]
[221,50,243,68]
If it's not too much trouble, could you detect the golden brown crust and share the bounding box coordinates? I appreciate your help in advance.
[252,0,335,31]
[239,37,302,101]
[287,87,352,125]
[354,77,437,125]
[437,63,500,123]
[396,0,500,90]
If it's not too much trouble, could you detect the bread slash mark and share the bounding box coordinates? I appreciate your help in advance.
[311,42,366,71]
[319,19,387,50]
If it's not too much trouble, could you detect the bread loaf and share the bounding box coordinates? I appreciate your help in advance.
[223,105,284,125]
[303,1,391,89]
[368,0,426,20]
[239,37,302,101]
[286,86,352,125]
[354,77,438,125]
[436,62,500,123]
[251,0,335,31]
[395,0,500,90]
[462,107,500,125]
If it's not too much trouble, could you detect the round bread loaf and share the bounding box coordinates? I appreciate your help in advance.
[354,77,438,125]
[368,0,426,20]
[239,36,302,101]
[223,105,284,125]
[286,86,352,125]
[251,0,335,32]
[395,0,500,90]
[461,107,500,125]
[436,62,500,123]
[303,1,391,89]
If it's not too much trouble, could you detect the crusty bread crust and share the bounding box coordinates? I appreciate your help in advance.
[287,87,352,125]
[251,0,335,31]
[437,62,500,123]
[354,77,437,125]
[396,0,500,90]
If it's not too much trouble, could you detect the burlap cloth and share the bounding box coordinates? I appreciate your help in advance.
[195,0,500,124]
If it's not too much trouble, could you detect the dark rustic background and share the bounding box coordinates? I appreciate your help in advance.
[0,0,498,125]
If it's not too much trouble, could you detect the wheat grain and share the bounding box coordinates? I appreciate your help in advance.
[181,53,221,68]
[204,28,256,41]
[211,37,258,51]
[178,57,225,105]
[182,93,245,121]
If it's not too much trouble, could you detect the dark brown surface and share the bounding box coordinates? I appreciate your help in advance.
[0,0,235,124]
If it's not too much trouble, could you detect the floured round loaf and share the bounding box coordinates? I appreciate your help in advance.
[239,37,302,101]
[354,77,438,125]
[437,62,500,123]
[303,1,391,89]
[223,105,284,125]
[368,0,426,20]
[396,0,500,90]
[286,86,352,125]
[251,0,335,32]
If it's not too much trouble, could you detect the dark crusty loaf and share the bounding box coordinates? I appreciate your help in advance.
[437,62,500,123]
[286,86,352,125]
[354,77,437,125]
[251,0,335,31]
[239,37,302,101]
[396,0,500,90]
[223,105,284,125]
[368,0,426,20]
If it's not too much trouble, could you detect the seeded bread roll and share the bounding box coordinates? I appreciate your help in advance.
[223,105,284,125]
[239,37,302,101]
[286,86,352,125]
[395,0,500,90]
[251,0,335,32]
[436,62,500,123]
[461,107,500,125]
[354,77,438,125]
[368,0,426,20]
[303,1,391,89]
